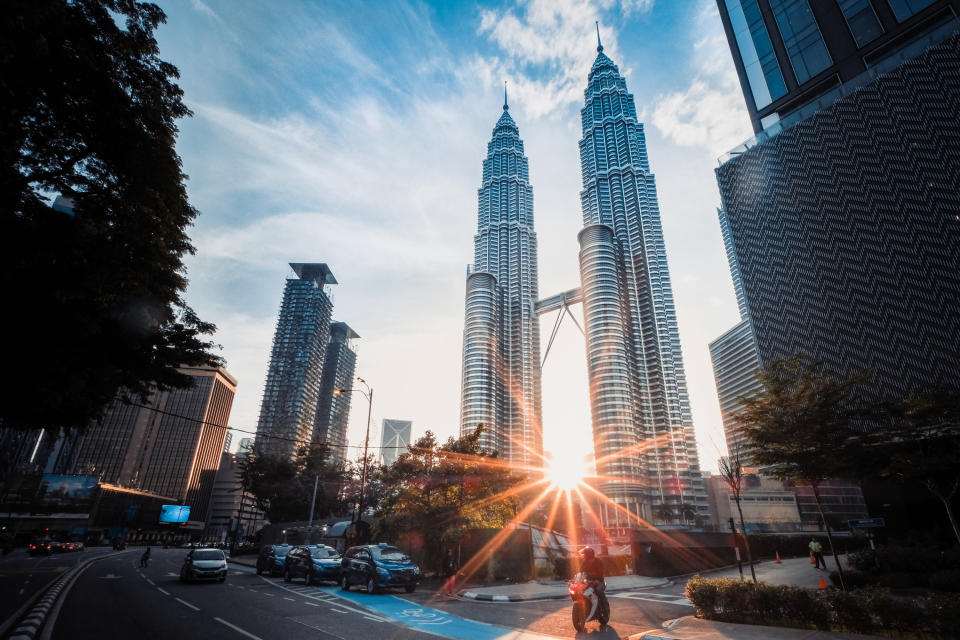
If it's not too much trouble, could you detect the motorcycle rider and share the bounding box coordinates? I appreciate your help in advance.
[579,547,608,620]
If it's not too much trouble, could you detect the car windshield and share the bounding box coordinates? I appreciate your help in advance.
[373,547,408,562]
[310,547,338,559]
[274,546,290,557]
[193,550,224,561]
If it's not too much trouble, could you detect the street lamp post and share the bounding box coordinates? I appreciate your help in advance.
[334,377,373,525]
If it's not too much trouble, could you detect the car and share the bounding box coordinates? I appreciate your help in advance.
[340,543,420,594]
[28,541,52,556]
[180,548,228,583]
[255,544,291,576]
[283,545,341,585]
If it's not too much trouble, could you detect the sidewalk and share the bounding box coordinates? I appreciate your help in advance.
[630,616,887,640]
[457,574,670,602]
[697,556,841,590]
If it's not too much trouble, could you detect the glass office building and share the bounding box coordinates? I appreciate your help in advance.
[459,95,543,467]
[314,322,359,462]
[577,41,708,528]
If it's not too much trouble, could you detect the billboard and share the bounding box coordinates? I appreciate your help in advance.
[159,505,191,524]
[37,474,99,512]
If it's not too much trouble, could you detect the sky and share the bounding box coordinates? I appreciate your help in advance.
[155,0,755,473]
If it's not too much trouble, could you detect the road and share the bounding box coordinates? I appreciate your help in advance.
[42,549,694,639]
[0,546,114,630]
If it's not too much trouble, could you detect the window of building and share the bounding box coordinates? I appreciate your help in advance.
[837,0,885,46]
[887,0,937,22]
[725,0,788,108]
[770,0,833,84]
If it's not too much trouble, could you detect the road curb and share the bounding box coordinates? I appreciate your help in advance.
[2,551,130,640]
[456,576,672,602]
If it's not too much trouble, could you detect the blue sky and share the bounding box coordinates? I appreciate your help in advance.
[156,0,755,472]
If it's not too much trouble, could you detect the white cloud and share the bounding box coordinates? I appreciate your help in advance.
[476,0,626,119]
[648,1,752,155]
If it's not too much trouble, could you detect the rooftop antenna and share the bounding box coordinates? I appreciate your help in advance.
[504,80,508,110]
[596,21,603,52]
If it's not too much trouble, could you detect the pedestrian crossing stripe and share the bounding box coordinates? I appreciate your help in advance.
[610,592,692,607]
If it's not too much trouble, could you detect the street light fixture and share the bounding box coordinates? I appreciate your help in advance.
[333,377,373,525]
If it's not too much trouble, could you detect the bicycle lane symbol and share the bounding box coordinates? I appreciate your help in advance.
[398,607,453,626]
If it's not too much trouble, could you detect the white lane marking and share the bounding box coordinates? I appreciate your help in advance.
[157,588,170,595]
[214,617,263,640]
[283,597,295,601]
[611,591,693,607]
[146,579,155,586]
[175,597,200,611]
[289,617,347,639]
[260,592,274,597]
[304,601,319,606]
[330,608,348,614]
[254,575,388,622]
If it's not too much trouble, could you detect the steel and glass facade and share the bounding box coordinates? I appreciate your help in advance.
[718,0,960,132]
[577,44,707,527]
[459,101,543,467]
[256,263,336,460]
[314,322,359,462]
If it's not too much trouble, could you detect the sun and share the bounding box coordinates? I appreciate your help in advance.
[546,452,587,492]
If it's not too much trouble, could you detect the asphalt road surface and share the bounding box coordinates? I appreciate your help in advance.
[0,546,114,629]
[45,549,694,639]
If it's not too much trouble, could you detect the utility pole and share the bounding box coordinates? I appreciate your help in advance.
[308,474,319,542]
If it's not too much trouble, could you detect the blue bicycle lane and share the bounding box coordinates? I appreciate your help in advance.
[233,561,560,640]
[321,586,560,640]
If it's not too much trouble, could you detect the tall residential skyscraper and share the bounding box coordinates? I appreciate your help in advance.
[69,365,237,525]
[256,263,337,459]
[714,2,960,407]
[314,322,359,461]
[709,207,763,460]
[460,91,543,467]
[380,419,412,467]
[577,36,707,527]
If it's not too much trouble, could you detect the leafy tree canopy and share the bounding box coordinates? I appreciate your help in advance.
[1,0,219,432]
[240,444,345,524]
[374,426,523,569]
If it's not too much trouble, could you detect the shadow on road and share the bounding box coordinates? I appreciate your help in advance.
[576,624,626,639]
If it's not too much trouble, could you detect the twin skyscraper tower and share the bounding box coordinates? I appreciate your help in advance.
[459,35,707,528]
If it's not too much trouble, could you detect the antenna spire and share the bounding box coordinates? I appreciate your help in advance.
[503,80,508,110]
[596,21,603,52]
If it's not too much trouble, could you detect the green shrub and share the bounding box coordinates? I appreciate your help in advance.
[825,589,875,634]
[829,569,873,589]
[863,588,924,634]
[925,593,960,638]
[928,569,960,592]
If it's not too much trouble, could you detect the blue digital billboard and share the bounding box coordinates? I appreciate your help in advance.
[159,505,191,524]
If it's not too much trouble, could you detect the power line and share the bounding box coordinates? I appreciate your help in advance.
[124,400,409,449]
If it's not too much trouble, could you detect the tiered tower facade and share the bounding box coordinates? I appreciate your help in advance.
[577,39,708,527]
[460,94,543,467]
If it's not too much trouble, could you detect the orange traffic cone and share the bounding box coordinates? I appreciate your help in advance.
[776,552,781,564]
[819,576,828,589]
[810,552,816,565]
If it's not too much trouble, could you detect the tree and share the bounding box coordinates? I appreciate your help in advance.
[1,0,219,433]
[735,354,869,590]
[373,426,522,572]
[862,389,960,546]
[241,444,344,524]
[718,446,757,582]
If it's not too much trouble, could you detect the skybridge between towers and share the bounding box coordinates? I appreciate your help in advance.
[536,287,584,371]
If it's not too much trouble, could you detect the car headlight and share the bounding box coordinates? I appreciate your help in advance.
[377,567,390,579]
[413,566,420,575]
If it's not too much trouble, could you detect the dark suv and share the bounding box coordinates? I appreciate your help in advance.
[283,545,341,584]
[256,544,290,575]
[340,543,420,594]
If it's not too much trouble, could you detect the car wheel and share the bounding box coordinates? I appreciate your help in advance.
[306,571,315,586]
[367,577,379,594]
[256,565,263,575]
[340,575,350,591]
[219,576,226,583]
[405,584,416,593]
[283,569,291,583]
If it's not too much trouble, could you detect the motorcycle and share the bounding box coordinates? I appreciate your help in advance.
[568,571,610,632]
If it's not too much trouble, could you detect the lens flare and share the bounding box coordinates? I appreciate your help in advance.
[546,453,587,492]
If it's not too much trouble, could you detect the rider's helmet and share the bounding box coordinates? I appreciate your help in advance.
[580,547,595,559]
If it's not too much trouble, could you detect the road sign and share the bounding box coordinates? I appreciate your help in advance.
[848,517,885,528]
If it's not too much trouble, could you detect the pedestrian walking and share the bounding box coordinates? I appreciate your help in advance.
[140,546,151,568]
[808,538,826,570]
